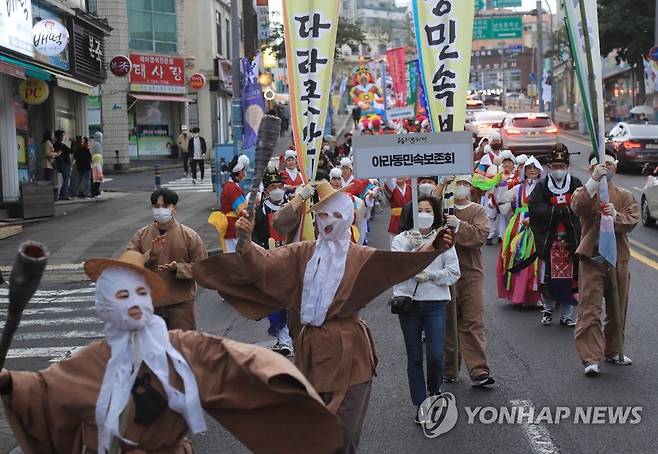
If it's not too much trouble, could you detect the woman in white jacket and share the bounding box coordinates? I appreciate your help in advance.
[392,196,461,424]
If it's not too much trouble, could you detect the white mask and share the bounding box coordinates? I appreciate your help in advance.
[550,169,567,181]
[315,208,353,242]
[454,185,471,200]
[269,188,285,203]
[152,207,173,224]
[95,267,155,332]
[417,212,434,229]
[418,183,436,197]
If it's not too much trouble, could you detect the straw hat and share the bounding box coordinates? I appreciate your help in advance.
[84,250,167,301]
[309,180,350,212]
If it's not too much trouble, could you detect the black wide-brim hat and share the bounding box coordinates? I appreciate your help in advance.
[263,169,284,187]
[548,143,570,164]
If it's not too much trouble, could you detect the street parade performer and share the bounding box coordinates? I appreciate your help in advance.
[0,251,342,454]
[571,149,640,377]
[497,157,544,307]
[252,168,294,357]
[528,144,582,327]
[440,175,495,387]
[193,182,455,453]
[220,154,250,253]
[127,188,207,330]
[281,149,304,191]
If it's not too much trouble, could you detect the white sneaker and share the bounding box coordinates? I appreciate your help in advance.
[192,179,197,185]
[605,355,632,365]
[584,363,600,377]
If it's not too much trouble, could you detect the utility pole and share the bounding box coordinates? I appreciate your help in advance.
[537,0,544,112]
[230,0,243,157]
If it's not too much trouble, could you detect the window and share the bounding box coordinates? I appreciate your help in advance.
[225,18,230,59]
[128,0,178,53]
[511,117,553,128]
[216,11,222,55]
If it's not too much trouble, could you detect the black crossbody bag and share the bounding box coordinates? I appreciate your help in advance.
[390,282,420,315]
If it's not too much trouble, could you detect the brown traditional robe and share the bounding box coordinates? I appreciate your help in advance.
[571,182,640,364]
[193,241,440,411]
[127,221,208,329]
[2,330,342,454]
[443,203,492,380]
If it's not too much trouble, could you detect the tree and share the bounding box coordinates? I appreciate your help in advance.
[261,19,366,60]
[598,0,655,103]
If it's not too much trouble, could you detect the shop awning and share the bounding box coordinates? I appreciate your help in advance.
[0,55,51,80]
[129,93,194,102]
[56,74,95,95]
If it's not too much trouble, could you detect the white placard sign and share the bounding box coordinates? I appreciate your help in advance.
[352,131,473,179]
[0,0,34,57]
[33,19,69,56]
[386,106,415,121]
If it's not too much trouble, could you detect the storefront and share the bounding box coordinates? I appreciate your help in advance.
[128,53,191,158]
[0,0,109,206]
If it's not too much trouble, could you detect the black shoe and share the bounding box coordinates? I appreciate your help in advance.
[541,310,553,326]
[498,237,503,244]
[471,373,495,387]
[442,376,457,384]
[486,238,493,246]
[278,344,293,357]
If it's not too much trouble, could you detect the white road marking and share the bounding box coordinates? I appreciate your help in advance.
[13,330,101,341]
[163,176,213,192]
[0,306,95,316]
[6,346,84,359]
[0,263,85,272]
[510,399,560,454]
[633,186,643,192]
[14,316,100,327]
[0,287,94,297]
[0,296,94,305]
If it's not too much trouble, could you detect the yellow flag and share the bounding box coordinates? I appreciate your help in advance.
[282,0,340,182]
[412,0,475,133]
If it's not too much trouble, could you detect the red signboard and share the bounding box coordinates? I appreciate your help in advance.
[109,55,131,77]
[129,53,185,87]
[189,73,206,90]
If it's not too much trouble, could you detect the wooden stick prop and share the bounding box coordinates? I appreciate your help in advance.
[0,241,48,369]
[236,115,281,253]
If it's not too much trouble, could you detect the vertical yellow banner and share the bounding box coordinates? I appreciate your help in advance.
[282,0,340,181]
[412,0,475,133]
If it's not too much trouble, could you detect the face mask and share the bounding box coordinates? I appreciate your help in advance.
[95,268,155,332]
[418,183,436,197]
[152,207,173,224]
[315,194,354,242]
[454,185,471,200]
[606,169,615,181]
[550,169,567,181]
[269,188,285,203]
[417,212,434,230]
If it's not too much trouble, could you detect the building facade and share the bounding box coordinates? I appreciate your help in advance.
[0,0,110,206]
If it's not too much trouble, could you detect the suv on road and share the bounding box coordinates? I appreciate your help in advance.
[499,113,558,159]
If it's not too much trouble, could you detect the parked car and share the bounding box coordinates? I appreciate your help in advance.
[641,164,658,227]
[605,122,658,172]
[465,100,487,125]
[484,94,502,106]
[469,110,508,141]
[499,113,559,158]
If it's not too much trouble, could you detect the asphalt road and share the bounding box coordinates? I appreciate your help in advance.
[1,131,657,453]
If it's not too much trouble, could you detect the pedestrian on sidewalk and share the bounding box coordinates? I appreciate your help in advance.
[392,196,461,424]
[571,149,640,377]
[440,175,496,387]
[177,124,190,176]
[54,130,72,200]
[73,137,92,197]
[39,130,59,183]
[0,251,342,454]
[187,127,207,184]
[194,183,456,453]
[126,188,208,330]
[91,152,104,198]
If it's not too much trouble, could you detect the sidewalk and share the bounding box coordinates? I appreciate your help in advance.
[554,105,617,142]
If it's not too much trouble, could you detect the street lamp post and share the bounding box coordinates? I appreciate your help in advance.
[536,0,544,112]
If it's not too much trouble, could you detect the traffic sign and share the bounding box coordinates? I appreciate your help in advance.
[475,0,486,11]
[492,0,522,7]
[650,46,658,62]
[473,16,522,40]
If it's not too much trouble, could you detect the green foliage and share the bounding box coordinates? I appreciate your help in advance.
[598,0,654,66]
[261,18,366,61]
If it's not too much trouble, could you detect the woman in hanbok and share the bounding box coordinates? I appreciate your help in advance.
[497,156,544,306]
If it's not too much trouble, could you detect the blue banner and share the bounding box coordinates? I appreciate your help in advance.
[241,57,265,150]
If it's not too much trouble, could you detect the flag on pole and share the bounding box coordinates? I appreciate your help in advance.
[241,56,266,150]
[563,0,616,266]
[282,0,340,182]
[412,0,475,133]
[385,47,408,107]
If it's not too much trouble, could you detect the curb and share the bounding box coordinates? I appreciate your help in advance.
[104,163,180,175]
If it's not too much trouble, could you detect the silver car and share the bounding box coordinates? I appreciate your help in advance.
[499,113,559,158]
[641,165,658,227]
[469,110,508,141]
